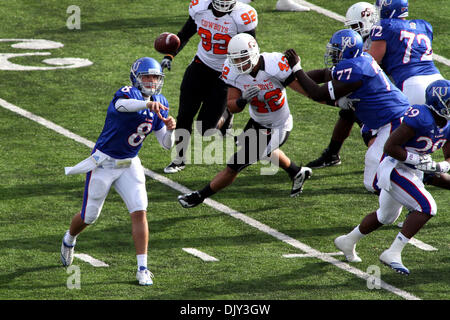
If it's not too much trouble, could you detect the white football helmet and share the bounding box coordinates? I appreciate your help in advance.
[344,2,378,38]
[227,33,260,74]
[212,0,237,13]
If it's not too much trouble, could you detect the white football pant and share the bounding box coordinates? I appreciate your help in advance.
[376,164,436,225]
[80,156,148,224]
[402,73,444,105]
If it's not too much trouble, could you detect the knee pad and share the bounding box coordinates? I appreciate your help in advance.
[376,207,402,225]
[83,205,101,224]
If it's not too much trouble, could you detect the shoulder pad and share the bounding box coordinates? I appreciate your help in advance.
[189,0,210,18]
[230,2,258,31]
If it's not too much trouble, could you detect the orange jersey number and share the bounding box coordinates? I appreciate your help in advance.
[278,56,290,72]
[189,0,199,8]
[198,28,232,55]
[240,10,257,25]
[250,88,285,113]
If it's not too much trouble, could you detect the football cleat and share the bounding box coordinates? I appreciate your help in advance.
[290,167,312,197]
[178,191,204,208]
[379,249,410,275]
[334,235,362,263]
[276,0,311,12]
[136,266,154,286]
[60,231,75,267]
[306,148,341,169]
[164,161,186,174]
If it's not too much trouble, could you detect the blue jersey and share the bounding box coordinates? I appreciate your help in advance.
[332,52,409,130]
[403,104,450,155]
[94,86,169,159]
[370,19,440,89]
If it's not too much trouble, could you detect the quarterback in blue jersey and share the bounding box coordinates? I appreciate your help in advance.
[60,57,176,286]
[368,0,443,105]
[285,29,410,193]
[334,79,450,275]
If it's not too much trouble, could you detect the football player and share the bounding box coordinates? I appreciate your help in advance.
[334,79,450,275]
[369,0,444,105]
[177,33,312,208]
[284,29,410,194]
[60,57,176,286]
[161,0,258,174]
[306,2,378,169]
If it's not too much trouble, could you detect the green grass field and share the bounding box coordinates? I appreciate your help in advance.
[1,0,449,306]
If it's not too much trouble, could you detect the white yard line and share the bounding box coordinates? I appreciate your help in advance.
[283,252,344,258]
[1,98,422,300]
[409,238,438,251]
[182,248,219,262]
[74,253,109,267]
[296,0,450,67]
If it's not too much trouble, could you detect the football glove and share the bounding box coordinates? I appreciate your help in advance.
[160,55,173,71]
[242,85,260,102]
[336,96,360,111]
[416,160,450,174]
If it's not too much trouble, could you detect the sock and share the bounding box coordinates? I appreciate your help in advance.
[64,231,77,246]
[285,161,301,179]
[347,225,365,243]
[389,232,409,254]
[137,254,147,270]
[199,184,215,199]
[327,139,343,155]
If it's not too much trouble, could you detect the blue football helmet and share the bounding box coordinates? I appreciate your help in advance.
[130,57,164,96]
[425,79,450,120]
[375,0,408,19]
[324,29,364,68]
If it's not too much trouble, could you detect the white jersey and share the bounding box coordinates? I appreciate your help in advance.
[222,52,295,129]
[189,0,258,72]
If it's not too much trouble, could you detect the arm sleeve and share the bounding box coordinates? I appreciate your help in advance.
[175,16,197,56]
[114,99,147,112]
[154,125,175,150]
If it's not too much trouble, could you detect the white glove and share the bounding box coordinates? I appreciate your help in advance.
[160,56,172,71]
[242,86,260,102]
[416,160,450,174]
[336,96,360,110]
[403,152,431,166]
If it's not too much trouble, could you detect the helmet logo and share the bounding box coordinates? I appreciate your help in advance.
[248,39,257,49]
[381,0,393,6]
[432,86,448,97]
[361,8,372,18]
[341,36,357,48]
[132,61,141,72]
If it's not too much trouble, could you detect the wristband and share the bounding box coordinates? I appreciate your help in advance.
[403,152,420,165]
[292,62,302,73]
[236,97,247,110]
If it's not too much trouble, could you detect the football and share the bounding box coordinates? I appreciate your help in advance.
[154,32,180,55]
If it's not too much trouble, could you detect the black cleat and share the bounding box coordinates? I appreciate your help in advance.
[164,161,186,174]
[290,167,312,197]
[178,191,204,208]
[306,148,341,169]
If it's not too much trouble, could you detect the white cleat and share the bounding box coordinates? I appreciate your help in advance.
[334,235,362,263]
[136,267,154,286]
[276,0,311,12]
[60,231,75,267]
[379,249,410,275]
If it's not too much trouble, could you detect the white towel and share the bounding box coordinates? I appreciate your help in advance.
[65,150,109,175]
[376,156,398,191]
